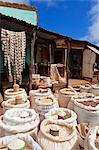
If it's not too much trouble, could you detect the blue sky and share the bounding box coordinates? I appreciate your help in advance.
[2,0,99,45]
[30,0,91,39]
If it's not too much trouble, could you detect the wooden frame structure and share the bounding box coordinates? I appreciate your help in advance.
[0,12,70,90]
[0,2,99,90]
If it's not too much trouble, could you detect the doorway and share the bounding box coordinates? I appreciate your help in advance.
[69,49,83,78]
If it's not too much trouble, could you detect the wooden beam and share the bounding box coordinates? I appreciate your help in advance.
[29,31,36,90]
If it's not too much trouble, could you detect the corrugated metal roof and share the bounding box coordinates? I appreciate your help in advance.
[0,5,37,25]
[0,13,35,31]
[87,45,99,54]
[0,13,70,40]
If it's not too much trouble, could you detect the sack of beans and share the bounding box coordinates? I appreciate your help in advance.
[68,92,95,110]
[74,98,99,125]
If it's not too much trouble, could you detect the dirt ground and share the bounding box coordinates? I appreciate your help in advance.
[69,78,90,87]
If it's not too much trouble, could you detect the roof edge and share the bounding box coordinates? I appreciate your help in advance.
[0,1,37,11]
[36,26,71,39]
[0,13,36,31]
[69,38,99,50]
[86,41,99,50]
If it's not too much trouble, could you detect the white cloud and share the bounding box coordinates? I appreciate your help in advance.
[32,0,59,7]
[81,0,99,46]
[45,0,56,7]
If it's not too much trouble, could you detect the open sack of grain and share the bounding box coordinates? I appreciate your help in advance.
[29,88,52,99]
[58,87,77,108]
[29,88,53,109]
[80,84,91,93]
[74,98,99,125]
[37,119,80,150]
[35,95,58,121]
[0,134,42,150]
[67,92,95,110]
[0,108,40,138]
[4,84,27,101]
[45,108,77,126]
[2,96,30,113]
[84,126,99,150]
[91,84,99,96]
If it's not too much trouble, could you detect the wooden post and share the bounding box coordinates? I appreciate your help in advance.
[66,39,71,87]
[49,44,51,77]
[0,15,1,42]
[0,15,1,82]
[29,31,36,90]
[64,48,67,81]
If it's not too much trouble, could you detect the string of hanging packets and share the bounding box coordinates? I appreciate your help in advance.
[1,28,26,84]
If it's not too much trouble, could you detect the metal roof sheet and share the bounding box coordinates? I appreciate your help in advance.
[0,5,37,25]
[87,45,99,54]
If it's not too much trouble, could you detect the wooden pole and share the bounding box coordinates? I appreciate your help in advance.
[0,15,1,82]
[29,31,36,90]
[64,48,67,82]
[66,39,71,87]
[0,15,1,42]
[49,44,51,77]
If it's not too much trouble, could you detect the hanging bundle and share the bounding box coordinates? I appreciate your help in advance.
[1,28,26,84]
[7,55,13,82]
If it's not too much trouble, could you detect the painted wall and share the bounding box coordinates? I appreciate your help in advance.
[82,49,96,78]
